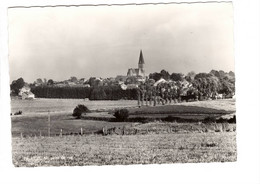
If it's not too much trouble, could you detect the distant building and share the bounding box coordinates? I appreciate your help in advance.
[127,50,145,77]
[115,75,128,83]
[18,86,35,99]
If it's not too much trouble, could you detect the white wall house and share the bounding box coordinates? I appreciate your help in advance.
[18,86,35,99]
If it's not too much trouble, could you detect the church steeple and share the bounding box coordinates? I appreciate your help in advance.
[138,50,145,65]
[138,50,145,72]
[138,50,145,77]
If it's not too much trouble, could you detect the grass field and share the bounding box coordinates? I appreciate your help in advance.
[11,113,130,137]
[11,99,235,137]
[12,132,236,167]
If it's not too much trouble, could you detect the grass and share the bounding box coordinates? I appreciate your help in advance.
[12,132,237,167]
[11,99,236,137]
[11,113,129,137]
[128,104,231,115]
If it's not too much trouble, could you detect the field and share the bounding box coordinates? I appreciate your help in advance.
[11,98,236,166]
[11,98,137,115]
[12,132,236,167]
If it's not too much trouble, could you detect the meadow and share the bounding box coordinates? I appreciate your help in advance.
[11,99,235,137]
[11,98,137,115]
[12,132,236,167]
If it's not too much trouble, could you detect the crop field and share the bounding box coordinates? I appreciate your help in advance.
[12,132,236,167]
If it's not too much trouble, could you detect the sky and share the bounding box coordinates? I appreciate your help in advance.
[8,2,235,83]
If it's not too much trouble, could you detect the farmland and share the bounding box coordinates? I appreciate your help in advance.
[11,98,236,166]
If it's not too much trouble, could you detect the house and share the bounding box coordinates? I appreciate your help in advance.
[18,86,35,99]
[126,84,138,89]
[115,75,128,83]
[154,78,167,86]
[120,84,127,90]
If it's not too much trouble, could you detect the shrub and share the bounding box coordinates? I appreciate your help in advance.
[72,104,90,119]
[14,110,22,115]
[203,116,216,123]
[216,117,227,123]
[164,115,180,122]
[228,115,236,124]
[113,108,129,122]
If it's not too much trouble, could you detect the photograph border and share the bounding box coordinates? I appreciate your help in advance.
[1,0,260,184]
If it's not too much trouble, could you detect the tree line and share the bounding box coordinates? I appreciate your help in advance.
[30,86,138,100]
[10,69,235,100]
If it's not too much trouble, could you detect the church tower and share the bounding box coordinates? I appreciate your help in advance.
[127,50,146,77]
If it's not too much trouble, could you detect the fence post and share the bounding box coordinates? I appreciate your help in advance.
[60,129,63,137]
[103,126,108,135]
[123,126,125,135]
[48,110,51,137]
[81,128,83,135]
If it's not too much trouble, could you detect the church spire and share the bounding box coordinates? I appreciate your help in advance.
[138,50,144,64]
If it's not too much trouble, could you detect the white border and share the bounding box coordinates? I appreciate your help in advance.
[1,1,260,184]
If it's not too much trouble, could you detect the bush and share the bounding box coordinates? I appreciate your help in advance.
[14,110,22,115]
[164,115,180,122]
[216,117,227,123]
[203,116,216,123]
[113,109,129,121]
[72,104,90,119]
[228,115,236,124]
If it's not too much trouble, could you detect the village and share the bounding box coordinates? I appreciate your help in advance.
[13,50,235,104]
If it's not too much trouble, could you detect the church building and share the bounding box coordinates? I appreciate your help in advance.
[127,50,145,77]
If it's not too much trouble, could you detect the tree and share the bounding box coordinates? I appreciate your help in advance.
[187,71,196,81]
[89,87,107,100]
[113,109,129,121]
[10,77,25,95]
[70,76,78,82]
[170,73,183,81]
[88,77,96,87]
[160,70,170,80]
[149,72,162,82]
[72,104,90,119]
[35,78,43,86]
[47,79,54,86]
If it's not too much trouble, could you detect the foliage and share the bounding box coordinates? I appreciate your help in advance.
[14,110,22,115]
[70,76,78,82]
[113,108,129,121]
[170,73,184,81]
[31,86,138,100]
[72,104,90,119]
[10,78,25,95]
[47,79,54,86]
[228,115,236,124]
[203,116,217,123]
[160,70,170,80]
[164,115,181,122]
[149,72,162,82]
[36,78,43,84]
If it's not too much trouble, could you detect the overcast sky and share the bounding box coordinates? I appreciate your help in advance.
[8,2,234,83]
